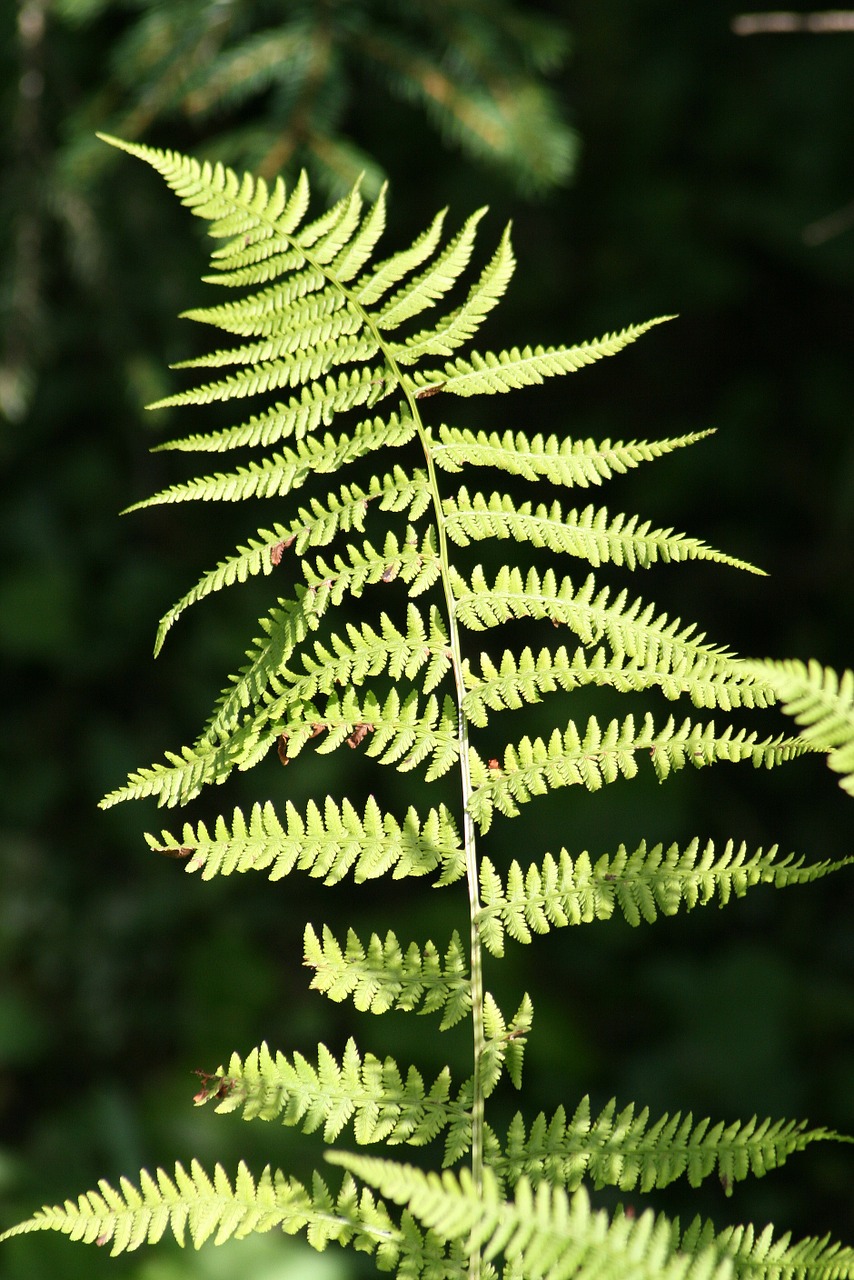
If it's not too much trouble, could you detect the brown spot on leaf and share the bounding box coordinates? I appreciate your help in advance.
[270,537,294,565]
[346,723,373,749]
[156,845,193,860]
[415,382,445,399]
[277,733,290,766]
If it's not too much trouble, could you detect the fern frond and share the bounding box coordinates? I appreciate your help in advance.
[172,299,365,366]
[476,839,852,955]
[373,208,488,331]
[410,316,674,398]
[153,366,397,453]
[179,273,351,340]
[304,924,470,1029]
[195,1040,467,1153]
[433,426,712,490]
[354,207,448,307]
[328,1155,729,1280]
[128,413,416,511]
[443,489,764,574]
[391,225,516,364]
[0,1160,397,1259]
[750,659,854,796]
[144,796,465,885]
[494,1097,843,1195]
[468,715,810,830]
[152,469,432,654]
[98,135,310,244]
[681,1214,854,1280]
[480,993,533,1094]
[452,564,744,677]
[149,334,380,410]
[462,645,776,729]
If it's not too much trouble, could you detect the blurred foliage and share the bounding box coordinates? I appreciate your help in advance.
[1,2,853,1278]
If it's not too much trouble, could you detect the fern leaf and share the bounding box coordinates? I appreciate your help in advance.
[451,564,746,679]
[409,315,674,398]
[462,644,776,729]
[149,334,380,410]
[303,924,470,1028]
[172,299,365,367]
[354,207,448,307]
[494,1097,844,1195]
[153,366,397,453]
[750,659,854,796]
[0,1161,398,1259]
[144,796,465,885]
[468,715,810,831]
[443,489,763,574]
[476,840,852,955]
[373,207,488,331]
[179,276,351,340]
[680,1214,854,1280]
[152,470,432,654]
[392,225,515,364]
[328,1155,729,1280]
[194,1040,467,1152]
[127,413,416,511]
[433,425,712,488]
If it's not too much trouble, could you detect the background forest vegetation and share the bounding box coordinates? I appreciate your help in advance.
[1,2,853,1278]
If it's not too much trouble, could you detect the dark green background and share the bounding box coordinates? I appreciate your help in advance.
[2,3,852,1277]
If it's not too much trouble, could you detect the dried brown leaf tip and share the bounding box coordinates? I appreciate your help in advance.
[155,845,193,859]
[346,723,373,749]
[415,382,445,399]
[277,733,290,765]
[270,536,294,566]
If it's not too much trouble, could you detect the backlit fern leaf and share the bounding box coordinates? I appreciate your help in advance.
[195,1040,468,1152]
[410,316,675,397]
[145,797,465,885]
[462,645,775,728]
[476,840,852,955]
[329,1155,730,1280]
[681,1215,854,1280]
[304,924,470,1028]
[494,1098,843,1195]
[152,469,432,655]
[752,659,854,795]
[127,413,416,510]
[432,425,708,485]
[0,1161,398,1259]
[468,716,810,831]
[444,488,763,574]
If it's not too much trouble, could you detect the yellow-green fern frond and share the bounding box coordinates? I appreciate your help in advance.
[194,1040,467,1152]
[680,1214,854,1280]
[480,993,533,1094]
[304,924,470,1028]
[751,659,854,796]
[145,797,464,885]
[462,645,775,729]
[152,470,432,655]
[433,425,708,485]
[410,316,674,397]
[494,1098,845,1195]
[327,1155,729,1280]
[468,716,810,831]
[0,1161,397,1260]
[444,489,764,574]
[475,840,852,955]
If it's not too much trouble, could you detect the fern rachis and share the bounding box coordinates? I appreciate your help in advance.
[3,137,851,1280]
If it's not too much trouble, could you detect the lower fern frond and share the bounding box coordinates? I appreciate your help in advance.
[328,1154,731,1280]
[0,1161,398,1260]
[475,840,852,954]
[195,1039,468,1150]
[493,1098,843,1195]
[680,1214,854,1280]
[145,797,465,885]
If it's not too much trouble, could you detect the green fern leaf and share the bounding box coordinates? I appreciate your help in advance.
[372,207,488,331]
[443,489,764,574]
[432,425,709,486]
[462,644,776,729]
[475,840,852,955]
[194,1040,467,1152]
[0,1160,399,1259]
[680,1213,854,1280]
[750,659,854,796]
[408,316,674,397]
[303,924,470,1028]
[152,470,432,654]
[468,715,810,831]
[144,796,464,885]
[494,1097,844,1195]
[328,1155,730,1280]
